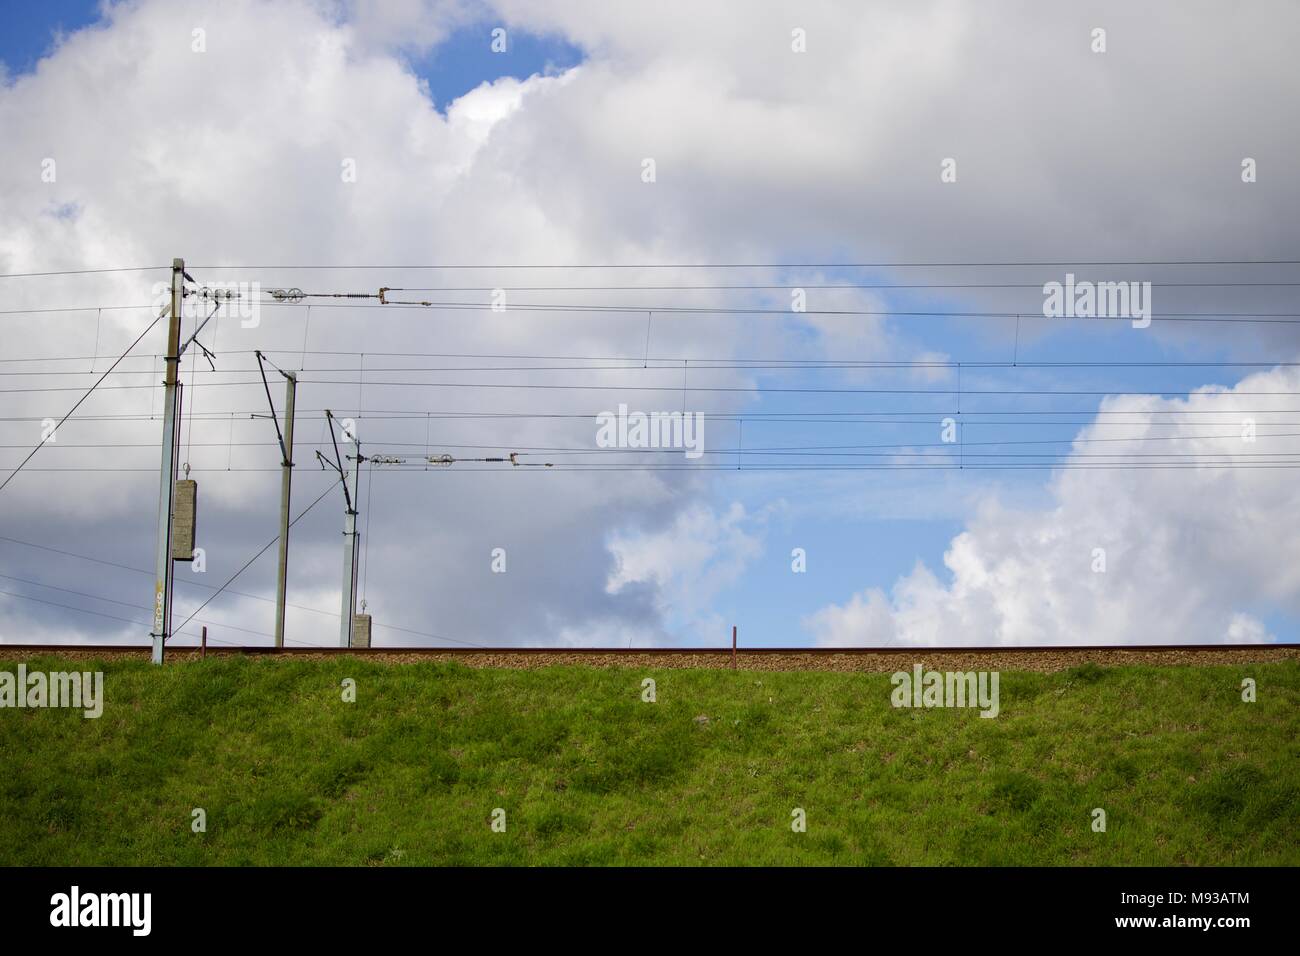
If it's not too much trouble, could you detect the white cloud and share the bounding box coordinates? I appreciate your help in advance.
[805,367,1300,645]
[333,0,481,56]
[606,501,769,638]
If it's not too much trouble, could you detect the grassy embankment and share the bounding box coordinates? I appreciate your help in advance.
[1,655,1296,865]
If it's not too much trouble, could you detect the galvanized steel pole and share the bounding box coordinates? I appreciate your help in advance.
[274,373,296,648]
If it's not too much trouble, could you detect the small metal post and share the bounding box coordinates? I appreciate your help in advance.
[201,625,207,660]
[732,625,737,670]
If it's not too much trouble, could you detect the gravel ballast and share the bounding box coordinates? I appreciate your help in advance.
[2,645,1296,672]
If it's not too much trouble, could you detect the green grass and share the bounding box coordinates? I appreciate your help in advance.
[1,656,1297,865]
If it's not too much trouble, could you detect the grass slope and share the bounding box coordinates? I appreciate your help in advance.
[1,656,1297,866]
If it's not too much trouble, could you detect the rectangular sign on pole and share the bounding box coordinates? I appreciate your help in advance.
[352,614,372,648]
[171,479,197,561]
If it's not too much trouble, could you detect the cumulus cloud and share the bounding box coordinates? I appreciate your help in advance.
[805,367,1300,645]
[606,500,770,640]
[332,0,482,56]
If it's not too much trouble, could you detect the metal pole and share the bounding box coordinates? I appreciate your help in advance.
[201,625,207,660]
[732,625,737,669]
[150,258,184,665]
[349,445,362,645]
[351,448,362,645]
[274,373,296,648]
[167,378,184,644]
[339,438,360,647]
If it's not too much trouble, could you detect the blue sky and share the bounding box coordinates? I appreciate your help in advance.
[0,0,102,76]
[698,277,1267,645]
[408,21,584,111]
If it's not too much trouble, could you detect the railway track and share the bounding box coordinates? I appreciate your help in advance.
[1,643,1296,672]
